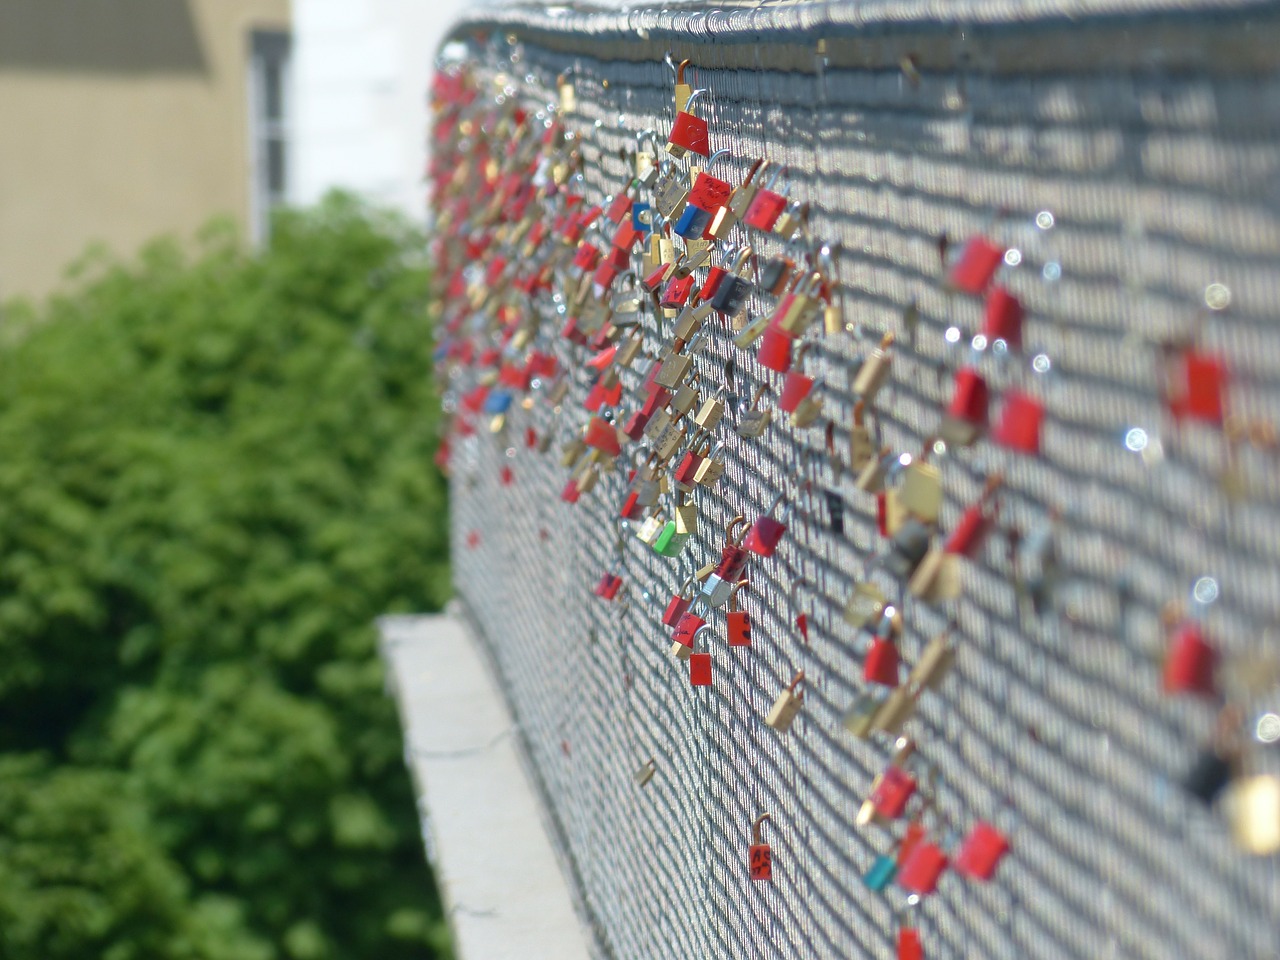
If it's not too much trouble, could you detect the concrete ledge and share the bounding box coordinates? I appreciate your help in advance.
[378,611,593,960]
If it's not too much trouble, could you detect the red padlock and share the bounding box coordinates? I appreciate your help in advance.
[688,170,732,213]
[984,286,1023,348]
[606,192,632,224]
[749,813,773,881]
[992,390,1044,454]
[673,447,705,486]
[662,578,695,627]
[1167,349,1228,424]
[622,411,650,441]
[897,927,924,960]
[661,273,696,309]
[744,166,788,231]
[897,820,927,867]
[779,372,815,414]
[672,611,705,649]
[757,325,796,372]
[619,490,643,521]
[584,416,622,457]
[947,367,989,427]
[727,580,751,646]
[948,235,1005,295]
[594,573,622,600]
[571,242,601,274]
[700,263,729,302]
[1162,621,1217,696]
[690,652,713,686]
[897,840,949,895]
[944,475,1003,557]
[870,766,918,818]
[953,821,1010,881]
[864,637,901,687]
[666,90,710,158]
[744,495,788,557]
[499,465,514,487]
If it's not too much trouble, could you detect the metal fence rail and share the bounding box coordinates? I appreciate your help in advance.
[433,3,1280,957]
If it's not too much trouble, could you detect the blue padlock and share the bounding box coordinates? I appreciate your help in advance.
[674,203,713,240]
[482,390,513,415]
[631,202,653,237]
[862,854,897,892]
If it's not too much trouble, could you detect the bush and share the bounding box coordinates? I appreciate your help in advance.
[0,195,451,959]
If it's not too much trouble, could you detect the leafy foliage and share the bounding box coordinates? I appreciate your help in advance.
[0,195,450,959]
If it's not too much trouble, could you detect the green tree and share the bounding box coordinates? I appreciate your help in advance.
[0,195,451,959]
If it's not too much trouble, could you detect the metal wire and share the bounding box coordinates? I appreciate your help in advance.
[439,3,1280,958]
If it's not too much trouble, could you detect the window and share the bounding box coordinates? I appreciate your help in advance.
[249,30,291,244]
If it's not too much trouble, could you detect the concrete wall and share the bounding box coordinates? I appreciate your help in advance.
[290,0,464,221]
[0,0,290,303]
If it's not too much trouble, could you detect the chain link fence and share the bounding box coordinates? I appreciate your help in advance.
[435,2,1280,957]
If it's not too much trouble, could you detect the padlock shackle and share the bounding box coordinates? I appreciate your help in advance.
[690,622,716,650]
[728,578,750,609]
[683,88,709,115]
[730,246,753,274]
[678,574,697,598]
[676,57,692,85]
[742,157,765,186]
[762,162,787,192]
[786,670,805,698]
[751,812,771,845]
[706,147,731,169]
[726,514,748,544]
[748,384,768,410]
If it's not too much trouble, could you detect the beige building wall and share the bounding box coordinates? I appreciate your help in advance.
[0,0,290,303]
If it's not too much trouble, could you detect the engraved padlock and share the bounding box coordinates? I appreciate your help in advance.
[666,88,710,159]
[765,671,806,733]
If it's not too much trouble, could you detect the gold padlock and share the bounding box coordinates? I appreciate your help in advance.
[655,352,694,389]
[873,686,917,735]
[733,314,771,349]
[850,401,874,471]
[791,392,824,428]
[897,456,943,523]
[692,442,727,487]
[765,672,806,733]
[636,514,665,545]
[560,436,587,468]
[1224,774,1280,855]
[634,758,656,787]
[674,301,714,341]
[854,448,893,493]
[654,422,686,460]
[728,158,766,218]
[674,501,698,536]
[616,326,644,367]
[694,390,726,431]
[575,463,600,495]
[853,332,896,401]
[772,199,806,237]
[843,581,886,629]
[909,632,957,691]
[644,406,674,441]
[842,692,885,739]
[670,639,693,661]
[907,549,961,603]
[673,57,693,112]
[670,378,701,418]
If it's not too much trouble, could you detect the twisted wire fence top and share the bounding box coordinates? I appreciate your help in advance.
[433,2,1280,957]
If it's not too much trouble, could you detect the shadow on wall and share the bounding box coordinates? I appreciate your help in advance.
[0,0,206,74]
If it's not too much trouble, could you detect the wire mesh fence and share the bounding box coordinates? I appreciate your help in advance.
[434,3,1280,957]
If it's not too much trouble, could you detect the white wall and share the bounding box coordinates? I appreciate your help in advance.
[290,0,466,220]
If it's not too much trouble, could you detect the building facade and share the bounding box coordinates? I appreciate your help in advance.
[0,0,291,303]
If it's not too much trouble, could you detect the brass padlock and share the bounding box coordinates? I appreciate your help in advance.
[852,332,896,401]
[672,57,693,112]
[909,632,957,692]
[644,407,673,442]
[873,686,917,735]
[654,167,691,219]
[671,638,693,661]
[675,501,698,536]
[574,463,600,494]
[1224,774,1280,855]
[636,513,665,546]
[655,352,694,389]
[693,389,726,431]
[616,326,644,367]
[654,422,686,460]
[790,390,824,428]
[897,456,943,524]
[560,436,587,468]
[908,549,961,603]
[727,158,766,218]
[733,314,770,349]
[634,758,656,787]
[849,401,874,471]
[854,448,893,493]
[843,581,886,629]
[642,230,663,273]
[765,672,806,733]
[670,378,701,418]
[772,199,806,237]
[674,301,714,341]
[842,692,885,739]
[692,442,727,487]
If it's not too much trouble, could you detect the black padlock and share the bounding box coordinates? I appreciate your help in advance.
[883,519,932,579]
[710,248,753,317]
[759,256,794,297]
[1182,748,1235,804]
